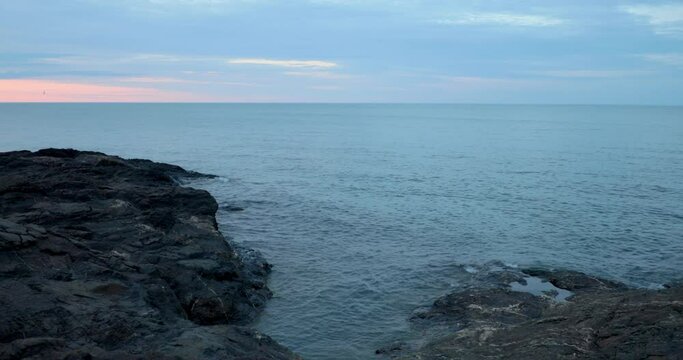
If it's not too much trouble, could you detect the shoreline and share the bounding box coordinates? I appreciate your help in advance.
[0,149,299,359]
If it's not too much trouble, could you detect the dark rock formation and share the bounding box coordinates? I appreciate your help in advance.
[0,149,299,359]
[385,263,683,359]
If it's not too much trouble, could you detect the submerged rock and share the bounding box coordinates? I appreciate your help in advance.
[384,263,683,359]
[220,205,245,212]
[0,149,298,359]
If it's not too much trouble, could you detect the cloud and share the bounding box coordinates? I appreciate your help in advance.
[37,54,224,66]
[428,76,539,90]
[640,53,683,66]
[284,71,350,79]
[528,70,653,78]
[117,76,193,83]
[307,0,416,8]
[437,12,564,27]
[620,4,683,35]
[310,85,343,91]
[83,0,266,14]
[145,0,247,4]
[0,79,196,102]
[116,76,261,87]
[228,58,338,68]
[39,54,342,72]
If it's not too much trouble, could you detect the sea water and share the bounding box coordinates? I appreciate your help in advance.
[1,104,682,359]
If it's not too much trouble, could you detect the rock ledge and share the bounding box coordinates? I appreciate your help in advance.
[384,262,683,359]
[0,149,298,359]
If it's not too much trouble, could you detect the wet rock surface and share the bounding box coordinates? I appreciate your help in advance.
[0,149,299,359]
[384,262,683,359]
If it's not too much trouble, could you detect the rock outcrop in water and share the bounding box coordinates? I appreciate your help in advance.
[381,262,683,359]
[0,149,298,359]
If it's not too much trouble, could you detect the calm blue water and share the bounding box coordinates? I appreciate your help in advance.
[1,104,682,359]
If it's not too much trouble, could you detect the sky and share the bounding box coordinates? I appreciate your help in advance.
[1,0,682,104]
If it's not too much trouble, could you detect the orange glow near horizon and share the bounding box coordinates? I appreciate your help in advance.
[0,79,196,102]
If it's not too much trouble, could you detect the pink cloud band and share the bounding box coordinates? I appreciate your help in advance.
[0,79,195,102]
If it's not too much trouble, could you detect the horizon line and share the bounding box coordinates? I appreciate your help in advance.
[0,102,682,107]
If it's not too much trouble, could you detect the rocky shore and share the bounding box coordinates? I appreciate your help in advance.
[0,149,299,359]
[2,149,681,360]
[379,262,683,359]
